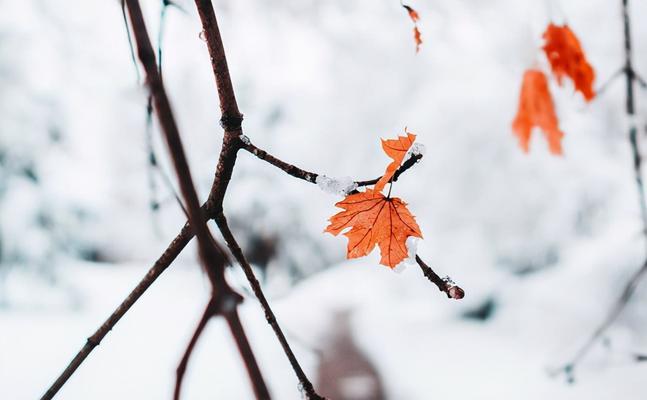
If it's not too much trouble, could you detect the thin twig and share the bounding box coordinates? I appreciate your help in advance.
[240,138,423,188]
[621,0,647,238]
[635,72,647,89]
[124,1,269,398]
[558,0,647,381]
[595,66,624,96]
[560,259,647,381]
[224,310,271,400]
[239,139,318,183]
[415,255,465,299]
[191,2,324,396]
[355,153,423,188]
[120,0,141,84]
[174,301,213,400]
[41,223,194,400]
[214,213,324,400]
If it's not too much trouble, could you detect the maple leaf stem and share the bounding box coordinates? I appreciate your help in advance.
[415,255,464,300]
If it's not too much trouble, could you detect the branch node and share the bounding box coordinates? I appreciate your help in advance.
[86,336,101,347]
[220,114,244,131]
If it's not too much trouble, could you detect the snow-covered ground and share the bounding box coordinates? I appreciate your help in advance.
[2,257,647,399]
[3,0,647,398]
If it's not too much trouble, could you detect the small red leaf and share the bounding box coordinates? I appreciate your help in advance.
[542,23,596,101]
[512,69,564,155]
[402,3,423,53]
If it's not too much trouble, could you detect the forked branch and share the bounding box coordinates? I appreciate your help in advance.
[558,0,647,381]
[124,0,269,398]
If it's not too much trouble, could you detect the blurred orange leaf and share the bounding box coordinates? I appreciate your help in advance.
[402,4,423,52]
[403,4,420,22]
[512,69,564,155]
[542,23,596,101]
[325,189,422,268]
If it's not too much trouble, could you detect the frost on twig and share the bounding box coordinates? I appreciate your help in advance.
[316,175,358,196]
[408,142,426,158]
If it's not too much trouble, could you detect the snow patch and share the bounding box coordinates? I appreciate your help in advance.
[410,142,426,157]
[239,134,251,145]
[316,175,358,196]
[394,236,419,272]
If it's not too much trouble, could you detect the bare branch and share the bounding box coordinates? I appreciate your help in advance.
[41,223,194,400]
[558,259,647,381]
[191,2,324,396]
[558,0,647,380]
[415,255,465,300]
[239,137,423,189]
[124,1,269,398]
[595,66,623,96]
[174,301,213,400]
[355,153,423,188]
[214,213,324,400]
[635,71,647,89]
[240,139,318,183]
[224,310,272,400]
[120,0,141,84]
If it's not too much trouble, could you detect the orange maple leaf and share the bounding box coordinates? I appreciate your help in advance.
[542,23,596,101]
[512,69,564,155]
[402,4,422,52]
[325,189,422,268]
[374,131,416,193]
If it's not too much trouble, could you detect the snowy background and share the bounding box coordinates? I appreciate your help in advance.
[2,0,647,398]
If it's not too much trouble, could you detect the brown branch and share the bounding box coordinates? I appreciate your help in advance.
[355,153,423,188]
[240,139,318,183]
[44,0,428,398]
[240,137,423,189]
[192,1,323,397]
[174,300,213,400]
[557,0,647,382]
[558,259,647,382]
[214,213,324,400]
[41,223,194,400]
[415,255,464,300]
[224,310,271,400]
[124,1,269,399]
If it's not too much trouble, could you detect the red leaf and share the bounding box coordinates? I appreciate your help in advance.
[325,189,422,268]
[402,3,423,53]
[542,23,596,101]
[403,4,420,23]
[512,69,564,155]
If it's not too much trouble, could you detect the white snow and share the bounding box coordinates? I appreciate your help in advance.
[315,175,358,196]
[409,142,426,158]
[240,134,251,145]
